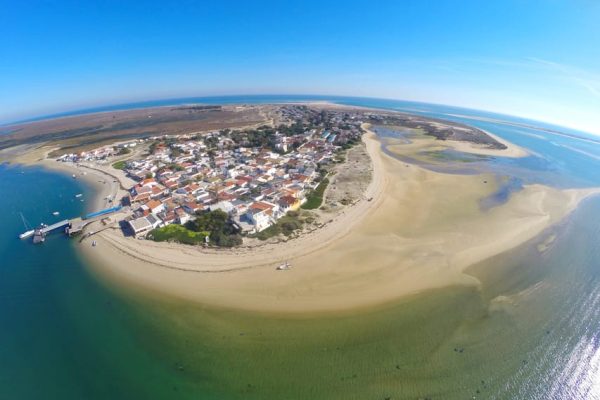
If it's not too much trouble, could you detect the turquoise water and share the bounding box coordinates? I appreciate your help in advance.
[0,165,192,399]
[1,96,600,399]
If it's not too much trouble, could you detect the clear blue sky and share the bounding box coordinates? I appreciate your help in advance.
[2,0,600,134]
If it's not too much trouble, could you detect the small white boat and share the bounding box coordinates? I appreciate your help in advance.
[19,230,35,239]
[72,174,76,179]
[75,193,83,198]
[18,213,34,239]
[276,261,292,271]
[52,211,60,216]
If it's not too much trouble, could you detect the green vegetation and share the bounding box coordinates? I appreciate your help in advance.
[301,178,329,210]
[230,128,278,151]
[340,137,359,150]
[116,147,131,155]
[167,163,184,171]
[254,211,305,241]
[149,210,243,247]
[185,210,242,247]
[112,160,127,170]
[148,141,160,155]
[148,224,208,245]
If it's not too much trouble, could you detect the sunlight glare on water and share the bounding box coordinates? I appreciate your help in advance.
[549,285,600,400]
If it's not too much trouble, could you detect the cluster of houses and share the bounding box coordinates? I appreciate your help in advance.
[57,106,366,239]
[56,141,140,163]
[123,130,346,237]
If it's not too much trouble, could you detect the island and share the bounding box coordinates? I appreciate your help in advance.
[3,102,599,313]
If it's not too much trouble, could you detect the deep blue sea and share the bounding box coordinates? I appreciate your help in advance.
[1,96,600,399]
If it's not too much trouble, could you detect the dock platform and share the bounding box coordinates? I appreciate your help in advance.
[19,206,126,241]
[41,219,70,234]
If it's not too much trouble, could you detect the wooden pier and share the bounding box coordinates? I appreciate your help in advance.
[19,205,126,241]
[41,220,70,234]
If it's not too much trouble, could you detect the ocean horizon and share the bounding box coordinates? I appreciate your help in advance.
[5,94,600,143]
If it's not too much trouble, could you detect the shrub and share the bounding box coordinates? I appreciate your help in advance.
[112,161,127,170]
[149,224,208,245]
[186,210,241,247]
[301,178,329,210]
[254,212,304,240]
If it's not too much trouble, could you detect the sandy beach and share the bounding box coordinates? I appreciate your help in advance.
[69,126,600,314]
[4,120,597,314]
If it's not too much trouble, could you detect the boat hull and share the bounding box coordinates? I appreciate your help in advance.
[19,230,34,239]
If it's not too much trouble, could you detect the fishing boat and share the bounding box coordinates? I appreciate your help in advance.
[92,240,97,247]
[276,261,292,271]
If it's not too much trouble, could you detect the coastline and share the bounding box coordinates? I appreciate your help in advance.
[6,145,133,213]
[72,127,600,314]
[4,117,598,314]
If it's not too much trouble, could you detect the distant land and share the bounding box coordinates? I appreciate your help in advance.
[2,95,599,146]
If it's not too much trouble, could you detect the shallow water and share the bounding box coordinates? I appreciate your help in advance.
[2,96,600,399]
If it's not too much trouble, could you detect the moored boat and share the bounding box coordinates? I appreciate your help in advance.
[19,230,35,239]
[18,213,34,240]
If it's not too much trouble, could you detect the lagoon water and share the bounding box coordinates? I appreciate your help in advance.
[1,96,600,399]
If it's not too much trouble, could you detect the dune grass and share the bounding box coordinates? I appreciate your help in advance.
[301,178,329,210]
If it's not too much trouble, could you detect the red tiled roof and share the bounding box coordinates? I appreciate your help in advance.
[250,201,273,211]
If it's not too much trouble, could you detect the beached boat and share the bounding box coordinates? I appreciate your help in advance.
[276,261,292,271]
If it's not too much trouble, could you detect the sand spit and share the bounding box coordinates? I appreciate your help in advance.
[74,127,600,314]
[447,128,529,158]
